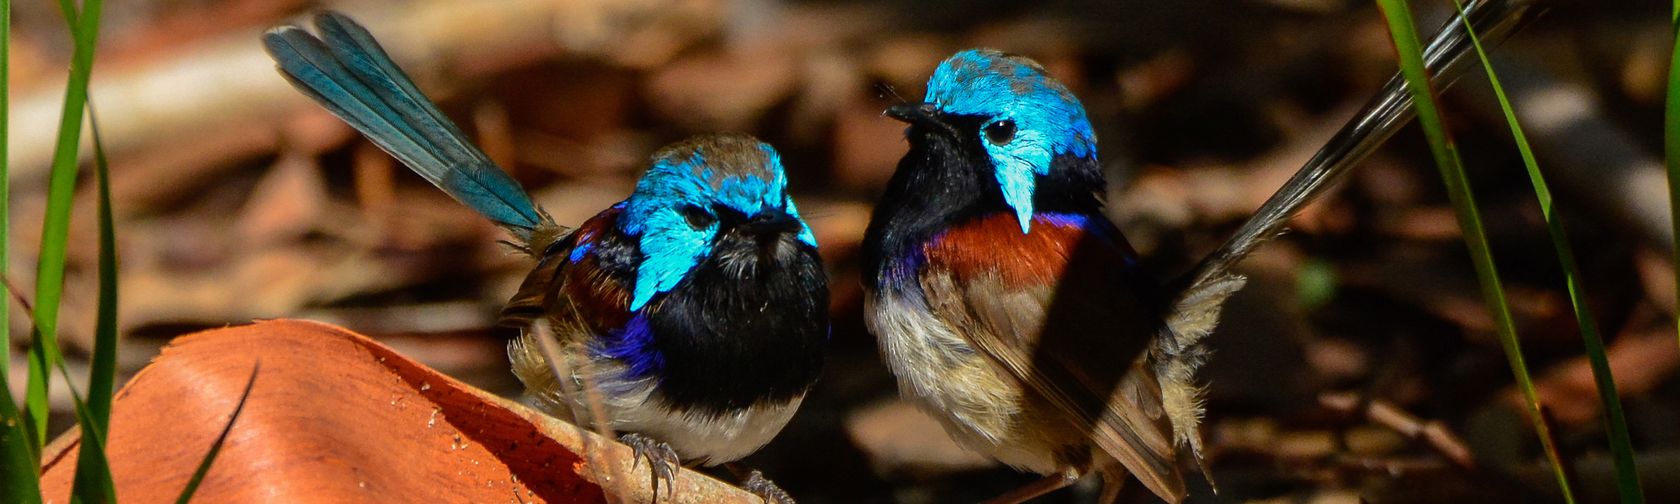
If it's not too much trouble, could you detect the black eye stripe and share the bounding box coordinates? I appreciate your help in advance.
[678,204,715,229]
[712,204,748,221]
[984,119,1017,145]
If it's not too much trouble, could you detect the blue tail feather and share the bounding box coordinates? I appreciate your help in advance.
[263,12,543,239]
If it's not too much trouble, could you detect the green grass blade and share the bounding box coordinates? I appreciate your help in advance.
[58,360,114,504]
[0,390,36,501]
[0,395,37,501]
[83,107,117,441]
[0,0,8,378]
[69,107,119,504]
[26,0,104,452]
[175,363,259,504]
[1668,0,1680,355]
[0,0,41,497]
[1451,1,1642,501]
[0,286,46,503]
[1374,0,1575,501]
[16,283,115,503]
[23,327,46,451]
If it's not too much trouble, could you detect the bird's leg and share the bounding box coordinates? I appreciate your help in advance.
[724,462,796,504]
[621,433,679,501]
[981,469,1081,504]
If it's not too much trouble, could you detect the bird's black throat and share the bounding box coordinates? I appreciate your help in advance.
[645,231,829,415]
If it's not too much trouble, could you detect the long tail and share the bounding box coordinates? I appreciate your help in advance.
[1151,0,1545,470]
[262,12,553,247]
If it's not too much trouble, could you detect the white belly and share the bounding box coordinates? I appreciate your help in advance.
[595,375,804,465]
[865,290,1059,474]
[509,334,802,465]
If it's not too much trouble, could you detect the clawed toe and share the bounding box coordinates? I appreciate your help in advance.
[620,433,680,500]
[725,462,795,504]
[741,469,796,504]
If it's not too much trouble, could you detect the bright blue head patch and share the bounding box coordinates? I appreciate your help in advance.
[618,135,818,311]
[924,49,1097,234]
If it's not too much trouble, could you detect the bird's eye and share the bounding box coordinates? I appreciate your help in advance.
[678,204,715,229]
[983,119,1017,145]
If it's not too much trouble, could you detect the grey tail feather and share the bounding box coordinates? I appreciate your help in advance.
[262,11,551,246]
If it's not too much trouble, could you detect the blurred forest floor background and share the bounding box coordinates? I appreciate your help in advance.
[3,0,1676,502]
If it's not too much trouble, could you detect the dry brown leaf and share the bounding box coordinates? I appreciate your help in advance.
[39,320,759,503]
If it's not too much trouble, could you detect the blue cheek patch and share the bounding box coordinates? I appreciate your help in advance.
[984,127,1054,233]
[784,196,818,247]
[923,49,1098,234]
[622,154,718,312]
[628,210,714,311]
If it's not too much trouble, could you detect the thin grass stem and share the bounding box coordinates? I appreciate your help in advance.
[1375,0,1574,500]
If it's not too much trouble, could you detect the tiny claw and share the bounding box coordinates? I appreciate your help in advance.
[621,433,680,501]
[729,463,796,504]
[744,470,796,504]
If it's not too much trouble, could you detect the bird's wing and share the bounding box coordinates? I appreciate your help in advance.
[502,205,633,334]
[501,205,636,412]
[918,212,1186,501]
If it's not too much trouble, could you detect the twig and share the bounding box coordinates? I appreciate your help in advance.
[1320,392,1476,469]
[1,275,35,314]
[528,321,624,504]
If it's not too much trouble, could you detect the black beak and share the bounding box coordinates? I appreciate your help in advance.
[884,102,941,125]
[741,208,802,236]
[885,102,960,140]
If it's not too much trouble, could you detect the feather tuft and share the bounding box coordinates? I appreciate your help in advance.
[1152,270,1245,472]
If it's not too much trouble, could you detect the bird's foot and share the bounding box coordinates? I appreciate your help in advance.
[621,433,679,501]
[726,463,796,504]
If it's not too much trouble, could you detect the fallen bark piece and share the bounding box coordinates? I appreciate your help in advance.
[38,319,757,504]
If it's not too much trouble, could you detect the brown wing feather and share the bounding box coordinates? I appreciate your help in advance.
[500,206,629,331]
[921,213,1186,501]
[501,206,633,415]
